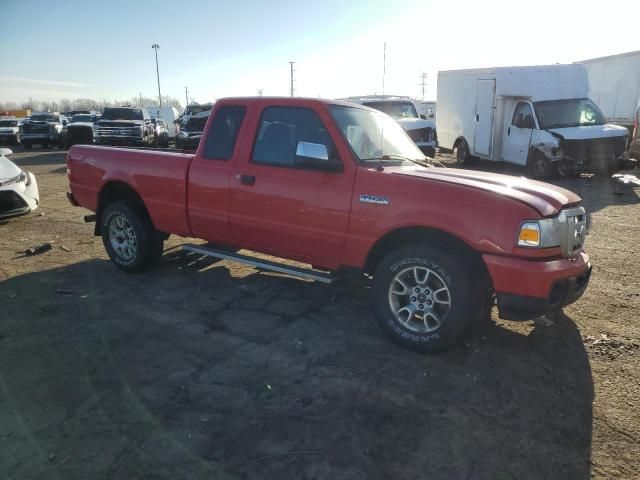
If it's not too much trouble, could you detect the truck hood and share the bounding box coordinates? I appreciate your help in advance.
[548,124,628,140]
[67,122,94,128]
[396,117,436,131]
[389,165,580,217]
[0,127,18,134]
[97,120,144,126]
[0,155,21,180]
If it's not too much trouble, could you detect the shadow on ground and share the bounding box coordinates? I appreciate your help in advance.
[0,250,594,480]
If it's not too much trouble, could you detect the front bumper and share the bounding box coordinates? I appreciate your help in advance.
[0,133,19,143]
[483,251,591,320]
[22,133,61,142]
[0,172,39,219]
[95,136,144,146]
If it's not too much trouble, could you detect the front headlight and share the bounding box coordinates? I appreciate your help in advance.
[517,218,561,248]
[0,171,27,187]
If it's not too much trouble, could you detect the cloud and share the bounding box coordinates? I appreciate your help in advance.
[0,76,88,88]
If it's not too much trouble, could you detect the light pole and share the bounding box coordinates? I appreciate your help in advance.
[152,44,162,107]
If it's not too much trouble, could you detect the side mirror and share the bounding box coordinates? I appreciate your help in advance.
[420,114,427,120]
[295,141,341,172]
[62,120,68,126]
[0,147,13,156]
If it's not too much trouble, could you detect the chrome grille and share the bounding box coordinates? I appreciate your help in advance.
[558,206,587,257]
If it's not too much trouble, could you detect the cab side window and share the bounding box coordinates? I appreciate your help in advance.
[201,105,247,160]
[512,102,535,129]
[251,106,339,168]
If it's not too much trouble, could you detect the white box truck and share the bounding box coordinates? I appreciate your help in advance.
[437,64,629,178]
[579,50,640,139]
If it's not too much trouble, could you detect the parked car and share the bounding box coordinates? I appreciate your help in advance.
[177,102,214,130]
[342,96,437,157]
[62,113,98,148]
[0,117,21,145]
[147,106,180,139]
[150,118,170,147]
[0,147,39,219]
[437,64,629,178]
[580,50,640,142]
[67,97,591,353]
[20,113,68,149]
[94,107,154,146]
[175,111,209,150]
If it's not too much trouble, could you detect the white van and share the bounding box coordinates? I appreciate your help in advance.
[437,64,629,178]
[147,106,180,138]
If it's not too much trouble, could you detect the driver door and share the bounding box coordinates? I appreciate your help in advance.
[503,102,535,165]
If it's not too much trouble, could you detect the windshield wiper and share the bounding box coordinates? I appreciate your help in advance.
[382,154,431,168]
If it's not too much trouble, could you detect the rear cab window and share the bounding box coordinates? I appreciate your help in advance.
[201,105,247,160]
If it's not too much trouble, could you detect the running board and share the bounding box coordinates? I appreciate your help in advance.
[181,244,337,284]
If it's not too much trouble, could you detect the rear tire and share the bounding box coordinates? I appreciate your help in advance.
[101,201,164,273]
[455,139,473,165]
[372,244,479,353]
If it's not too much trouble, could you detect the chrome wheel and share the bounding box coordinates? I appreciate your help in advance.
[108,214,137,261]
[388,266,452,333]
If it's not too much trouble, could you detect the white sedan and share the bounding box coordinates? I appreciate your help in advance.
[0,148,39,219]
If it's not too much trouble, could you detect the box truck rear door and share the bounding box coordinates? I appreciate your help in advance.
[473,79,495,157]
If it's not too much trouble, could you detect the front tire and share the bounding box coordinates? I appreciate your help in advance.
[526,152,553,179]
[372,244,479,353]
[101,201,164,273]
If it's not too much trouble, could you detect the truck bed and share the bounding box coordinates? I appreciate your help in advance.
[67,145,195,236]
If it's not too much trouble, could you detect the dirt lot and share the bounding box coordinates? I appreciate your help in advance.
[1,147,639,480]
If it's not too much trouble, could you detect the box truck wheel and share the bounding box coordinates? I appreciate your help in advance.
[371,244,478,353]
[526,152,553,179]
[455,139,473,165]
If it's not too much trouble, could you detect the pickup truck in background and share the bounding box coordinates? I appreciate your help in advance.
[94,107,155,147]
[21,113,68,149]
[67,97,591,353]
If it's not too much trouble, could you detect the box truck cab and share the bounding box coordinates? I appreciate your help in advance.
[437,65,629,179]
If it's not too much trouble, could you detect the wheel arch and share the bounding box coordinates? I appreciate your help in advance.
[364,226,491,286]
[94,180,153,236]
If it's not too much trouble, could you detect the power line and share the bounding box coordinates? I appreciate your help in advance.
[289,61,295,97]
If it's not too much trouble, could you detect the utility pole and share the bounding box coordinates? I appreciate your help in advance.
[382,42,386,100]
[139,92,142,107]
[152,43,162,107]
[419,72,428,101]
[184,86,189,108]
[289,61,295,97]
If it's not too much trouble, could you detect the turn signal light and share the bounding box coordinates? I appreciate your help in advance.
[518,223,540,247]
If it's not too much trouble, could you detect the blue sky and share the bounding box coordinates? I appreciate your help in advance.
[1,0,639,105]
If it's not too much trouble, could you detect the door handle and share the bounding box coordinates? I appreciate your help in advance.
[236,174,256,186]
[508,126,511,136]
[475,114,479,121]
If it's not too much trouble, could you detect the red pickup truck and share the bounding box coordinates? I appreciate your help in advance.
[67,97,591,352]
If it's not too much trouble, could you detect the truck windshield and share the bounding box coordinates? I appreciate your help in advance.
[534,98,606,129]
[30,114,59,122]
[329,105,425,164]
[186,116,208,131]
[362,101,419,119]
[70,115,92,123]
[101,108,143,121]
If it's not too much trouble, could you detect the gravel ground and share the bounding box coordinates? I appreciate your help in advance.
[0,147,639,480]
